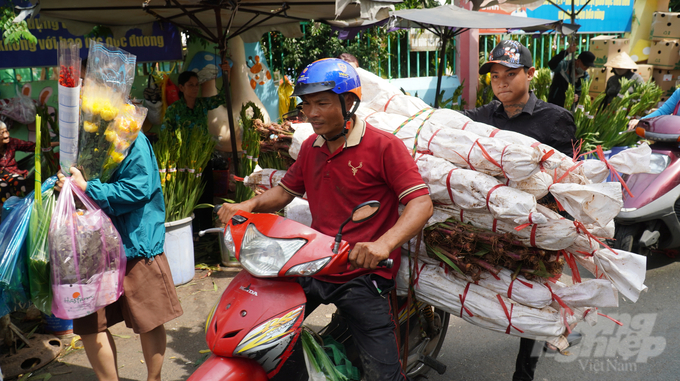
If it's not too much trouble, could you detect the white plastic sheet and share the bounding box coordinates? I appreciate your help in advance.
[549,182,623,227]
[416,154,547,225]
[289,123,315,160]
[395,256,587,345]
[572,248,647,303]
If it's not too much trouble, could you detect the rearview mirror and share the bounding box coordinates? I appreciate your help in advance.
[351,201,381,223]
[332,201,381,254]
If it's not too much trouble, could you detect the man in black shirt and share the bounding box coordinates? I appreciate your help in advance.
[462,40,577,381]
[464,40,576,157]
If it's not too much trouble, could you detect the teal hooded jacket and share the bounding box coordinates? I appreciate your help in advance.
[85,133,166,259]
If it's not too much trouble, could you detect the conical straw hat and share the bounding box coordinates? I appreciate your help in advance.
[604,51,638,70]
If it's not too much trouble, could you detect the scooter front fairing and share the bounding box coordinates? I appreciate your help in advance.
[203,270,307,378]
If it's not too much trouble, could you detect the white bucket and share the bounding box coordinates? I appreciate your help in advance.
[164,215,195,285]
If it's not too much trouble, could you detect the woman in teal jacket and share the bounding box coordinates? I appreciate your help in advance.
[629,88,680,129]
[56,133,182,381]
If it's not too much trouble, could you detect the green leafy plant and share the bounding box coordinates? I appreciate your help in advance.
[571,78,662,154]
[530,68,551,102]
[234,102,264,203]
[154,125,216,221]
[0,4,37,45]
[436,79,466,110]
[261,22,390,80]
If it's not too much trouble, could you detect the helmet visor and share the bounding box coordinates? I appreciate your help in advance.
[292,81,336,97]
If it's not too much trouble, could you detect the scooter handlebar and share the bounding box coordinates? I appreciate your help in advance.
[378,259,393,269]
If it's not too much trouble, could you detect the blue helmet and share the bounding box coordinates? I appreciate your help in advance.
[292,58,362,141]
[292,58,362,100]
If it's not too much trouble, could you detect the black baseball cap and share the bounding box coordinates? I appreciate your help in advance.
[578,51,595,67]
[479,40,533,75]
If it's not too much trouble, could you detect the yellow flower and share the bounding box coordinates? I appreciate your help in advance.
[81,97,94,114]
[114,136,130,151]
[110,151,125,163]
[129,120,140,134]
[124,103,136,113]
[104,128,117,142]
[116,119,132,135]
[83,120,98,133]
[100,105,119,121]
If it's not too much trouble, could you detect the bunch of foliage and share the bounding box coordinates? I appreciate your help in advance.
[261,22,391,80]
[566,78,663,154]
[0,3,36,46]
[153,125,216,221]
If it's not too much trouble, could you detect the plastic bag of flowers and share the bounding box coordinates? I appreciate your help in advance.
[77,41,137,181]
[48,178,126,320]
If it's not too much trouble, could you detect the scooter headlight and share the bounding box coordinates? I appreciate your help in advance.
[285,257,331,276]
[649,153,671,174]
[239,224,306,277]
[223,225,236,259]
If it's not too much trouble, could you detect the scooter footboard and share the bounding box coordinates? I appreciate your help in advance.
[187,355,268,381]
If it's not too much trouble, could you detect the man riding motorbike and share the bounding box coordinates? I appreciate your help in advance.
[217,58,433,381]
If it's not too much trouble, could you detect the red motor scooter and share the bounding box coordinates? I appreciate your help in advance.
[188,201,449,381]
[614,115,680,256]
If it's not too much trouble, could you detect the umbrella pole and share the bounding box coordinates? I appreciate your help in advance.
[435,32,449,108]
[570,1,577,111]
[215,8,240,176]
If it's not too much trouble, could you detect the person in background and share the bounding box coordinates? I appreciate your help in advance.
[603,52,644,107]
[55,131,183,381]
[460,40,580,381]
[161,70,225,232]
[548,45,595,108]
[628,87,680,129]
[338,52,360,68]
[0,121,58,203]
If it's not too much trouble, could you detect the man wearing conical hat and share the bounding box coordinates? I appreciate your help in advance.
[603,51,644,107]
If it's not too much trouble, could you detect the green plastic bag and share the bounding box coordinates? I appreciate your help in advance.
[27,184,57,315]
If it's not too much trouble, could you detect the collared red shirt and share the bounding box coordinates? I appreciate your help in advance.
[462,92,576,157]
[280,117,429,283]
[0,137,35,176]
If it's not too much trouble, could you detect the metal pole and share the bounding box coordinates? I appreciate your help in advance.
[434,32,449,108]
[215,8,239,176]
[570,0,576,110]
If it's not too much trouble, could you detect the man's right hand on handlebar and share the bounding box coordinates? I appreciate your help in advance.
[217,202,252,225]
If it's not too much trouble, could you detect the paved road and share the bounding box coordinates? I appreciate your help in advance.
[424,254,680,381]
[38,255,678,381]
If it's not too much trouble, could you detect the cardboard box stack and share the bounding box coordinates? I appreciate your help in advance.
[649,12,680,102]
[633,64,654,83]
[651,68,680,102]
[588,67,611,99]
[590,36,630,68]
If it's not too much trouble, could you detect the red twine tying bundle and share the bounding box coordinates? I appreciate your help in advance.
[496,294,524,334]
[459,282,474,318]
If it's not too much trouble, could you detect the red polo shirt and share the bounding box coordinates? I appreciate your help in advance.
[280,117,429,283]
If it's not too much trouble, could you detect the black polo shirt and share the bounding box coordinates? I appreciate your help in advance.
[461,92,576,157]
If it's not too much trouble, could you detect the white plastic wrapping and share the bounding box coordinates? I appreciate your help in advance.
[416,122,560,181]
[58,83,81,174]
[289,122,314,160]
[284,197,313,227]
[572,248,648,303]
[416,154,547,225]
[581,143,652,183]
[356,67,401,106]
[549,182,623,227]
[395,256,587,345]
[550,279,619,308]
[243,166,286,191]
